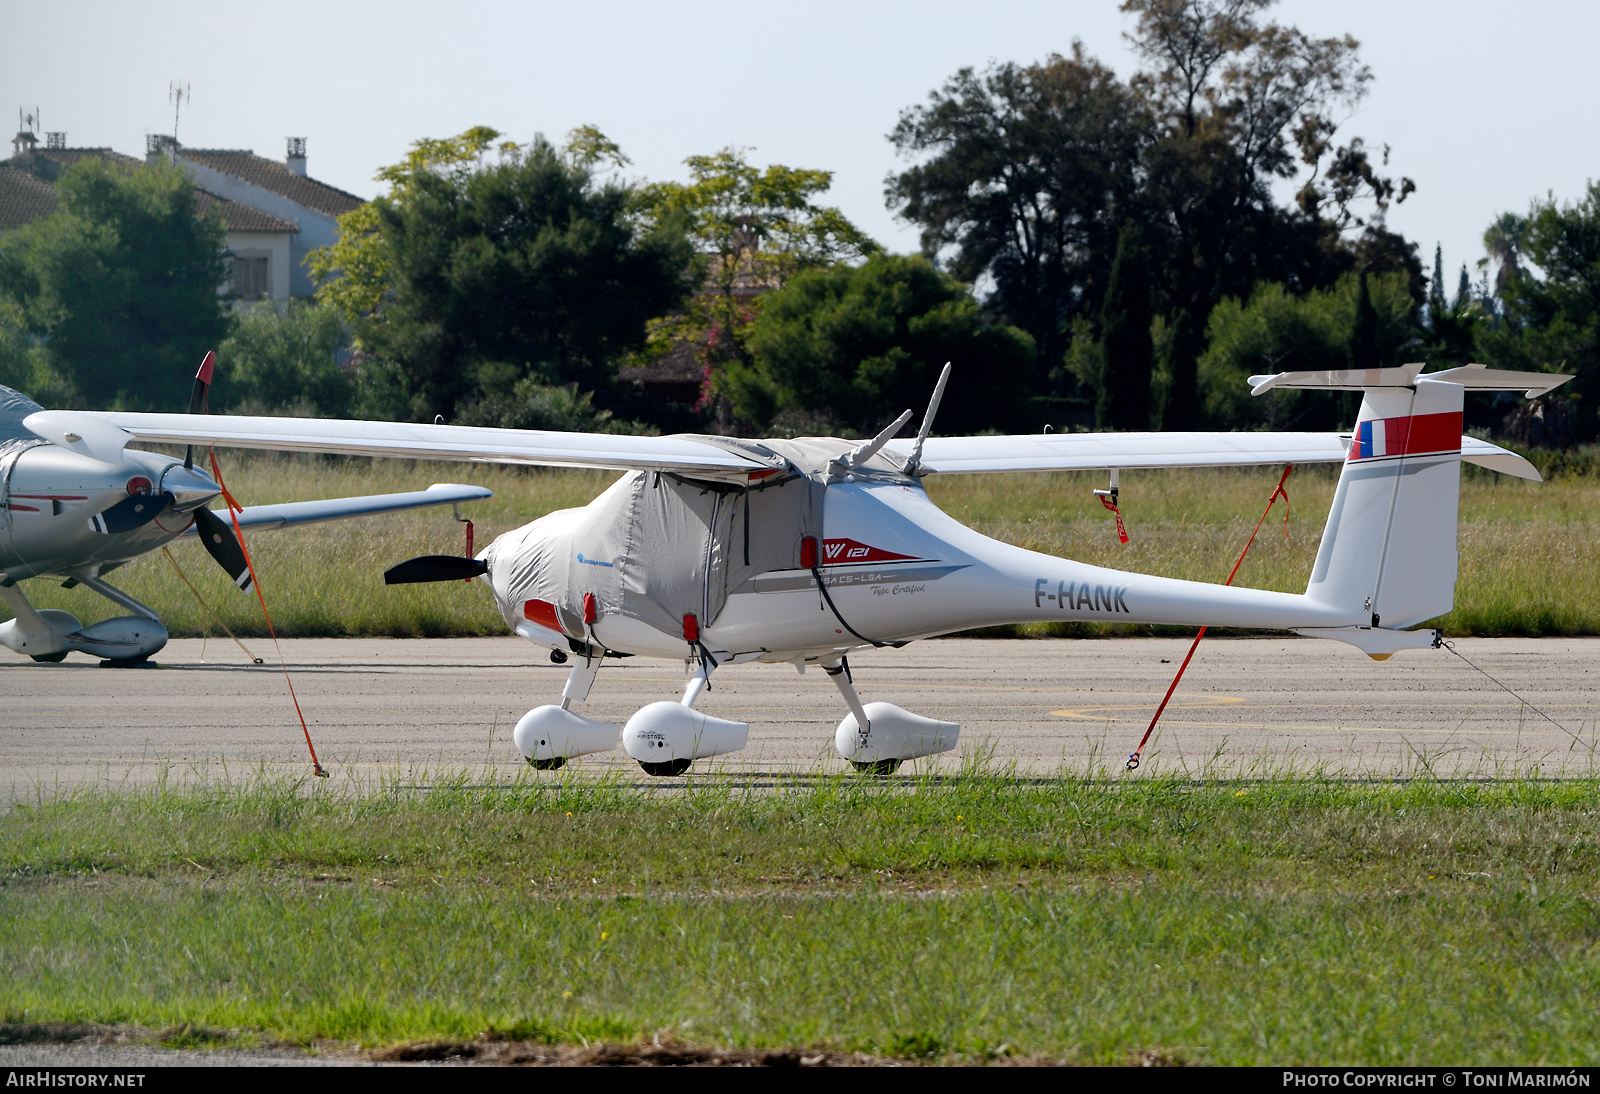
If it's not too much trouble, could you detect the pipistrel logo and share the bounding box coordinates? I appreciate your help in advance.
[576,553,614,568]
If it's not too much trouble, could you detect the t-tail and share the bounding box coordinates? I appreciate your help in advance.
[1250,363,1571,658]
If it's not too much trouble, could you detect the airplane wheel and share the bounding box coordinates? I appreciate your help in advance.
[98,656,155,669]
[29,652,68,663]
[851,759,902,776]
[529,757,566,771]
[639,758,692,777]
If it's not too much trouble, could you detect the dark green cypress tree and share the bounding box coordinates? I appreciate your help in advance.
[1162,306,1203,430]
[1098,224,1153,430]
[1351,268,1380,370]
[1430,243,1445,311]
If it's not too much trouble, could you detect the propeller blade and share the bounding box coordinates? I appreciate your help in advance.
[188,350,215,415]
[185,350,216,469]
[193,506,253,592]
[384,555,490,585]
[89,491,174,535]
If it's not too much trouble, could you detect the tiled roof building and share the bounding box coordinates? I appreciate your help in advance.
[3,127,361,304]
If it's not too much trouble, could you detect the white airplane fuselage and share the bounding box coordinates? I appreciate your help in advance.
[485,473,1363,666]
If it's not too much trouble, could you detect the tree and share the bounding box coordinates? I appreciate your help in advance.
[1476,183,1600,440]
[217,301,353,417]
[0,158,229,409]
[1199,271,1414,428]
[357,134,695,421]
[310,125,616,331]
[887,1,1418,400]
[635,148,878,421]
[1430,243,1446,312]
[1350,268,1379,370]
[736,254,1035,434]
[1162,306,1203,429]
[887,46,1146,392]
[1124,0,1414,314]
[1098,224,1154,428]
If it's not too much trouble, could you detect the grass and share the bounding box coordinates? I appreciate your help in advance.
[3,767,1600,1063]
[8,452,1600,637]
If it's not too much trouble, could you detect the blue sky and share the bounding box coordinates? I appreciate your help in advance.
[6,0,1595,288]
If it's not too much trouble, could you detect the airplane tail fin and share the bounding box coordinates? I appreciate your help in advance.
[1242,364,1572,656]
[1303,377,1463,630]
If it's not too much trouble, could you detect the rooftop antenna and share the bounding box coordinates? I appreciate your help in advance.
[168,80,189,144]
[19,106,40,135]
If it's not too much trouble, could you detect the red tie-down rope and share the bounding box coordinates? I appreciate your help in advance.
[209,449,327,777]
[1099,492,1130,544]
[1125,464,1293,772]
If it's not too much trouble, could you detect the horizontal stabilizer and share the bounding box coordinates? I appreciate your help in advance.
[384,555,489,584]
[890,431,1540,480]
[1249,362,1572,399]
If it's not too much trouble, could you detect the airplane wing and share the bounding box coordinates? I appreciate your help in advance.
[885,431,1542,481]
[177,483,493,536]
[23,411,775,479]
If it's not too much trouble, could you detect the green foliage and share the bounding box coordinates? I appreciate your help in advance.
[309,126,509,328]
[639,148,878,284]
[1351,268,1379,370]
[1098,224,1154,429]
[1161,306,1202,430]
[0,297,75,407]
[365,135,695,421]
[216,301,353,417]
[455,378,633,433]
[0,158,230,410]
[888,47,1144,391]
[1199,272,1415,428]
[890,4,1418,398]
[737,254,1035,433]
[633,147,878,426]
[1477,182,1600,441]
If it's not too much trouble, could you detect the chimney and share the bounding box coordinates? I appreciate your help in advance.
[45,132,65,150]
[11,129,37,161]
[286,136,306,177]
[145,132,176,167]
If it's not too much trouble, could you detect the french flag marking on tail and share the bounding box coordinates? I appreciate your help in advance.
[1351,411,1462,461]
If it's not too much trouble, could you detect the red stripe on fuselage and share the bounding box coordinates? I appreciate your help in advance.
[523,598,568,635]
[1351,411,1462,460]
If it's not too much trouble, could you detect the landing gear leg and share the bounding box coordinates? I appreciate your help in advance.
[528,653,604,767]
[824,657,900,775]
[559,654,602,710]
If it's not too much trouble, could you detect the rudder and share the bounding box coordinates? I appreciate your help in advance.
[1305,378,1462,629]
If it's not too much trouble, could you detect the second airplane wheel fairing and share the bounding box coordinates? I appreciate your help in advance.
[640,758,693,777]
[851,759,902,776]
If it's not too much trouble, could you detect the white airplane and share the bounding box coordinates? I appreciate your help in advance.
[26,361,1565,772]
[0,356,489,665]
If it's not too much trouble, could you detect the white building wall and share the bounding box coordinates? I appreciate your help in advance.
[173,156,340,298]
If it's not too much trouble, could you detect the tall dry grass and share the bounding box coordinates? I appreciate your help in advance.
[11,454,1600,637]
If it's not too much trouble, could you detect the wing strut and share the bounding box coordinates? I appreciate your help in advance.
[904,362,952,477]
